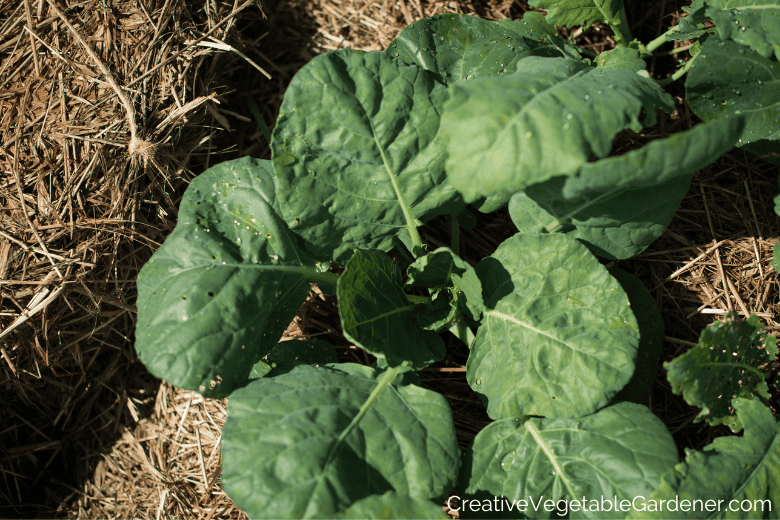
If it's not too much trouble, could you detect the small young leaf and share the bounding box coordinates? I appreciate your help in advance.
[596,47,646,71]
[462,402,678,520]
[406,247,485,321]
[665,314,777,432]
[338,250,446,369]
[629,399,780,519]
[271,48,465,263]
[135,158,319,397]
[468,233,638,420]
[686,38,780,146]
[441,57,675,201]
[221,364,460,519]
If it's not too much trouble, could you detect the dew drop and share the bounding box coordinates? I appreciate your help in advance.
[525,131,533,138]
[235,237,242,244]
[476,378,482,386]
[466,74,474,79]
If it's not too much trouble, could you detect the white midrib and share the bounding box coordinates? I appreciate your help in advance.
[524,421,576,498]
[484,309,559,342]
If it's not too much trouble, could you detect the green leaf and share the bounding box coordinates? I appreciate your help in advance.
[707,3,780,60]
[473,192,514,213]
[221,364,460,519]
[250,339,339,378]
[271,49,464,263]
[135,157,323,398]
[665,313,777,432]
[596,47,646,71]
[609,268,665,405]
[508,115,745,259]
[406,247,485,321]
[774,242,780,273]
[456,206,478,229]
[441,57,675,202]
[331,492,449,519]
[338,250,446,369]
[629,398,780,519]
[529,0,624,28]
[498,12,585,60]
[386,14,549,84]
[461,402,678,519]
[669,4,712,40]
[686,37,780,145]
[743,139,780,166]
[467,233,639,420]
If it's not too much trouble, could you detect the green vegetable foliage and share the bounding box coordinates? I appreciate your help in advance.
[135,3,780,518]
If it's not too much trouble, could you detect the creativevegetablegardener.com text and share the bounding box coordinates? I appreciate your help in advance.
[447,495,774,517]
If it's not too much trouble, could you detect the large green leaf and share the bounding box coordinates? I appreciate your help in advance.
[386,14,558,85]
[701,0,780,60]
[508,116,745,259]
[221,363,460,519]
[528,0,624,28]
[467,233,639,420]
[665,314,778,432]
[441,57,675,201]
[686,37,780,145]
[461,402,678,519]
[629,398,780,519]
[270,49,464,263]
[338,250,446,369]
[135,158,324,397]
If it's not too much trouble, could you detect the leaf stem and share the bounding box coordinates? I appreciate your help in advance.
[657,54,697,86]
[406,294,429,305]
[646,26,680,53]
[449,318,476,348]
[371,127,424,255]
[609,7,633,47]
[325,365,400,469]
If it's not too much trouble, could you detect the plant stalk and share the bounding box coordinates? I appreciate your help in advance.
[450,214,460,256]
[657,54,698,86]
[646,25,680,53]
[609,7,633,47]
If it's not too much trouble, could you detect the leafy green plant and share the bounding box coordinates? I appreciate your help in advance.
[134,2,780,518]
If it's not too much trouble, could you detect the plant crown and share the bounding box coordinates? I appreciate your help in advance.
[135,0,780,517]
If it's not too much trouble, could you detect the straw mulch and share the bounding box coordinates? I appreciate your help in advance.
[1,0,778,518]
